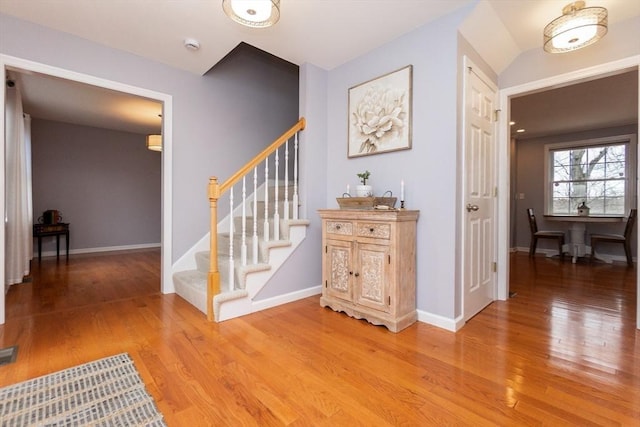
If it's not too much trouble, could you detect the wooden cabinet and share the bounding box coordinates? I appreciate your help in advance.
[318,209,419,332]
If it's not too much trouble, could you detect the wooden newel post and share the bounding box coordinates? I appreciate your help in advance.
[207,177,221,322]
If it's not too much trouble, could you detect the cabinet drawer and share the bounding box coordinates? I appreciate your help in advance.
[326,221,353,236]
[357,223,391,239]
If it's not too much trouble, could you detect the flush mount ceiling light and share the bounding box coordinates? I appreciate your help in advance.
[146,135,162,152]
[222,0,280,28]
[543,1,607,54]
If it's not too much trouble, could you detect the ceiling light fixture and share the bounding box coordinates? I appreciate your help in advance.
[543,1,607,54]
[222,0,280,28]
[146,134,162,152]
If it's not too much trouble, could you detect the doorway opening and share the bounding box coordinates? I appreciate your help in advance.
[0,54,174,324]
[497,58,640,329]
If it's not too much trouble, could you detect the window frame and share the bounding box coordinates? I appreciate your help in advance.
[544,134,637,217]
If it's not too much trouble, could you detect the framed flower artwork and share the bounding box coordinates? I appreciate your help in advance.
[348,65,412,158]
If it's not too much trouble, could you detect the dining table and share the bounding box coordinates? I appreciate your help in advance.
[544,215,624,263]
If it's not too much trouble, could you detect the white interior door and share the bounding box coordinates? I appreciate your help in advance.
[462,57,497,321]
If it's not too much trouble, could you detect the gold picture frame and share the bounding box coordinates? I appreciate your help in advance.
[348,65,413,158]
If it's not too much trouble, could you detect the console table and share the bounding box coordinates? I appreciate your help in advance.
[318,209,419,332]
[33,223,70,261]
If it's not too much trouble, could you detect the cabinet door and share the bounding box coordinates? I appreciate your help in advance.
[324,239,353,302]
[354,242,391,313]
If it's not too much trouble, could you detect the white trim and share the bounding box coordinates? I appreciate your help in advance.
[251,285,322,313]
[497,55,640,330]
[36,243,161,258]
[416,309,464,332]
[0,54,174,324]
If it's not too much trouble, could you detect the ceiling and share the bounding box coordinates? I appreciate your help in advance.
[511,70,638,139]
[1,0,639,135]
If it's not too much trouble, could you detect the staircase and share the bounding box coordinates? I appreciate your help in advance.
[173,185,309,321]
[173,119,308,322]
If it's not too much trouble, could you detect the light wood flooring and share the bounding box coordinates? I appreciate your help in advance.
[0,250,638,426]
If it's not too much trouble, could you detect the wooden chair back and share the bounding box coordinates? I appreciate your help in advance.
[527,208,538,234]
[624,209,637,239]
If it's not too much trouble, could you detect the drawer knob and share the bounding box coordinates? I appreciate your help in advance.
[336,225,341,230]
[349,271,353,275]
[354,272,360,277]
[369,227,374,232]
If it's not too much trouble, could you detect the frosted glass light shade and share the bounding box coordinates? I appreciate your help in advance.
[222,0,280,28]
[543,1,607,53]
[146,134,162,152]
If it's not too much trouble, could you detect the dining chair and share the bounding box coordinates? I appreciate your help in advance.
[527,208,565,258]
[590,208,637,267]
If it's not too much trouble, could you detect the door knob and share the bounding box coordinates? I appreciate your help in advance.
[466,203,479,212]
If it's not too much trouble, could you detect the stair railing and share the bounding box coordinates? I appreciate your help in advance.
[207,118,306,321]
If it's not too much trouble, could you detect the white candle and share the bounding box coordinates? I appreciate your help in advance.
[346,184,350,195]
[400,180,405,201]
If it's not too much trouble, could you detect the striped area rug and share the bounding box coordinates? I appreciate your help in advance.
[0,353,166,426]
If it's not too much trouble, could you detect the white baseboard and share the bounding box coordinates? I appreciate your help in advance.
[35,242,160,258]
[514,246,633,264]
[416,309,463,332]
[251,285,322,313]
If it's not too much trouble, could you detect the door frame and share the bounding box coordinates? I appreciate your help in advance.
[0,54,174,324]
[495,55,640,329]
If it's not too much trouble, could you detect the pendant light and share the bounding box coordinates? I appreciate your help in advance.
[543,1,608,54]
[146,135,162,152]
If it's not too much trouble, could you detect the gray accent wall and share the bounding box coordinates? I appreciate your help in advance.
[513,124,638,257]
[31,119,161,253]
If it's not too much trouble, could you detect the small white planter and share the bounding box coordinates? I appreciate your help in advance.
[356,185,373,197]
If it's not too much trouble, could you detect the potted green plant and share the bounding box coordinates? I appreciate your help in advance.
[356,170,373,197]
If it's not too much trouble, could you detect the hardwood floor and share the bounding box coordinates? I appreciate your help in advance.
[0,250,638,425]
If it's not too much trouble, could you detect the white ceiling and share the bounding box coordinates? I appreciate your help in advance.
[1,0,639,135]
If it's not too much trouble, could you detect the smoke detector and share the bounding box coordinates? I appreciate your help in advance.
[184,39,201,51]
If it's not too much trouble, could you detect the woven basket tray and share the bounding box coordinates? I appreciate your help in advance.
[336,197,397,210]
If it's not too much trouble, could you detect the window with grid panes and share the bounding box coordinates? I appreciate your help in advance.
[544,135,637,216]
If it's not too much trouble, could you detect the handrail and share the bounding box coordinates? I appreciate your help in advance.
[206,117,305,321]
[219,118,306,195]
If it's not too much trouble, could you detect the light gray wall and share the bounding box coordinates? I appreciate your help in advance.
[513,124,638,256]
[323,4,474,320]
[254,63,329,300]
[3,3,639,325]
[31,119,160,252]
[1,13,299,263]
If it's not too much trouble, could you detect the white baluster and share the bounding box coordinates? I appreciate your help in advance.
[293,132,299,220]
[241,177,247,266]
[274,148,280,240]
[228,187,235,290]
[284,139,290,221]
[252,167,259,264]
[264,158,270,242]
